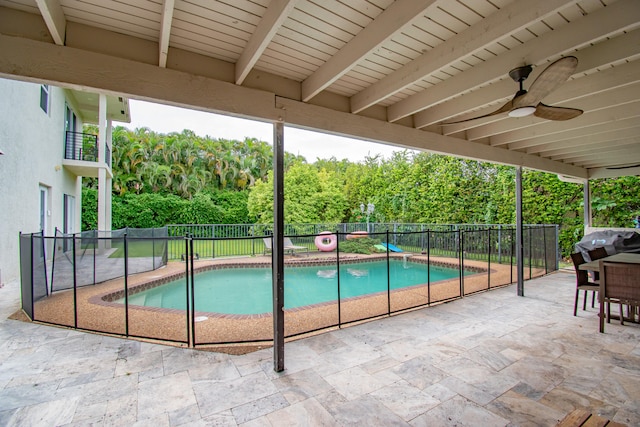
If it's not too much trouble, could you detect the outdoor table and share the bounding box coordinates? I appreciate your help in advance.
[578,252,640,272]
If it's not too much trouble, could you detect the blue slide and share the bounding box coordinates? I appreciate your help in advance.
[382,242,403,252]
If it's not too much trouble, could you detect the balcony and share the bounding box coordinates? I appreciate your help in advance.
[62,131,111,177]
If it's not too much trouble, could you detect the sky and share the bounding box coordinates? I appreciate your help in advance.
[114,100,413,162]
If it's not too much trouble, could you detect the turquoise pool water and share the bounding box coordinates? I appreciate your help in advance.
[123,260,466,315]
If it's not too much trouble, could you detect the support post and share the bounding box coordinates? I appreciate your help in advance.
[105,118,113,233]
[516,166,524,296]
[583,179,591,231]
[272,121,285,372]
[97,94,107,249]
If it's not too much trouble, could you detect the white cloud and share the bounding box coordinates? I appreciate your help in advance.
[114,100,411,162]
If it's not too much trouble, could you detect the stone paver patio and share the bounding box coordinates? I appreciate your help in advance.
[0,270,639,426]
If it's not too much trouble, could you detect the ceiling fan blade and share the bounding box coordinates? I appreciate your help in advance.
[533,103,583,121]
[513,56,578,108]
[441,99,513,125]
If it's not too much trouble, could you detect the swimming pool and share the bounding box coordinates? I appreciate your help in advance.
[122,259,468,315]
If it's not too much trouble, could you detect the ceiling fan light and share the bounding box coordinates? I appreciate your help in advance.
[508,106,536,117]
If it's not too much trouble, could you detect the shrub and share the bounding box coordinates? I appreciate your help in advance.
[338,237,382,254]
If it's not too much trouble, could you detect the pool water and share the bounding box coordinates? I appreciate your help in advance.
[122,260,467,315]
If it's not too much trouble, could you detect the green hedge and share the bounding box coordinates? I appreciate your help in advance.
[82,188,250,230]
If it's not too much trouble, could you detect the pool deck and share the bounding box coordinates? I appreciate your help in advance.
[1,267,639,425]
[29,254,519,345]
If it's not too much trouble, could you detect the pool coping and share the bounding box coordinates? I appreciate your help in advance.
[32,253,533,347]
[88,254,489,320]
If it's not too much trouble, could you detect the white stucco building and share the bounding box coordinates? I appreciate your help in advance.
[0,78,129,283]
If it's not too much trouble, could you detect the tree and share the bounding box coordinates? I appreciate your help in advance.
[248,164,348,224]
[86,123,640,259]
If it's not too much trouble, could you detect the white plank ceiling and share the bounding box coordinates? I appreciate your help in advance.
[1,0,639,179]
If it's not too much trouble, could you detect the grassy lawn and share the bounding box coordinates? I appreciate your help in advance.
[108,240,167,258]
[106,238,551,267]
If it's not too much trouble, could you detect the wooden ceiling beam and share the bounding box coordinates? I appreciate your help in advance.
[235,0,297,85]
[35,0,66,45]
[387,0,640,122]
[301,0,437,102]
[427,33,640,131]
[482,101,640,147]
[158,0,175,68]
[276,95,587,178]
[539,131,640,157]
[350,0,579,114]
[569,145,640,167]
[590,166,640,179]
[512,117,640,152]
[480,86,640,144]
[0,33,280,123]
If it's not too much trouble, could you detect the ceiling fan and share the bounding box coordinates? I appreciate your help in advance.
[442,56,583,125]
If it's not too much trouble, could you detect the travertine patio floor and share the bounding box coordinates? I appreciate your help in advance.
[0,270,639,426]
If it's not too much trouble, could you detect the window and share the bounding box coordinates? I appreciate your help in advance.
[65,104,77,155]
[40,84,50,114]
[65,104,77,132]
[39,185,49,233]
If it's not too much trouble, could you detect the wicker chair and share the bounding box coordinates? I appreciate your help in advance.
[599,261,640,333]
[570,252,600,316]
[587,247,608,275]
[586,247,609,307]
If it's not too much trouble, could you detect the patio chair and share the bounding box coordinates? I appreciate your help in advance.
[570,252,600,316]
[284,237,308,255]
[588,247,630,320]
[262,237,308,256]
[586,247,609,307]
[599,261,640,332]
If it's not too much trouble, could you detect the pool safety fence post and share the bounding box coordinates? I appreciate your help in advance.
[336,230,341,328]
[40,232,48,297]
[510,227,515,285]
[487,228,492,290]
[29,233,35,319]
[51,228,58,296]
[386,230,391,315]
[528,226,533,279]
[427,231,431,305]
[72,234,78,329]
[92,230,97,285]
[211,224,216,259]
[543,225,548,274]
[460,230,465,296]
[189,236,195,347]
[497,225,502,265]
[152,228,155,271]
[555,225,560,271]
[124,233,129,337]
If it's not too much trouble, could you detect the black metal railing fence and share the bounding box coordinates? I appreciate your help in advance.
[64,131,98,162]
[166,223,554,266]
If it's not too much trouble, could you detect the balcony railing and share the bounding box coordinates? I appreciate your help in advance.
[65,131,98,162]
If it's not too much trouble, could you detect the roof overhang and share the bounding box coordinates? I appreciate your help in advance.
[0,0,638,180]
